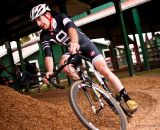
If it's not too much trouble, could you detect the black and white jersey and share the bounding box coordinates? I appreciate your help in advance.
[40,14,102,64]
[40,14,79,56]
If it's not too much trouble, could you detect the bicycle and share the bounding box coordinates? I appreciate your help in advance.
[46,52,129,130]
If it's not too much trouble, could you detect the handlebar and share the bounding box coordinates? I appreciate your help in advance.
[52,51,91,77]
[38,72,65,89]
[41,51,91,89]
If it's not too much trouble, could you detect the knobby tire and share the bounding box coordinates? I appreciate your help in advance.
[69,80,127,130]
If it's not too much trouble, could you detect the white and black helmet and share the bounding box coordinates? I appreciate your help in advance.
[30,3,51,21]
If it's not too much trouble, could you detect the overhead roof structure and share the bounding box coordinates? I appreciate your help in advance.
[75,0,151,27]
[0,0,159,46]
[79,0,160,40]
[0,0,38,45]
[0,0,94,45]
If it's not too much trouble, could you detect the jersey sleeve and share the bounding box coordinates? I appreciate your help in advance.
[40,31,52,57]
[59,14,77,31]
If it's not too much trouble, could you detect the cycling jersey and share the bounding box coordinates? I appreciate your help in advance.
[40,14,103,64]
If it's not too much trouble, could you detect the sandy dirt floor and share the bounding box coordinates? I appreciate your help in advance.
[0,75,160,130]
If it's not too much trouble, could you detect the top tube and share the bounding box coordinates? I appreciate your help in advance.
[50,52,90,79]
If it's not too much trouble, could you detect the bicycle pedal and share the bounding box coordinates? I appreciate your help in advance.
[115,95,133,117]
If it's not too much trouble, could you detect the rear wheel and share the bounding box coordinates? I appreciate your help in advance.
[69,80,127,130]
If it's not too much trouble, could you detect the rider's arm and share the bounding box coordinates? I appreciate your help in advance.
[68,28,78,44]
[45,56,54,73]
[61,14,79,43]
[60,14,80,53]
[68,28,80,54]
[40,31,54,77]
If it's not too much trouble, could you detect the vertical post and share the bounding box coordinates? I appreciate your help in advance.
[1,9,19,90]
[5,41,17,81]
[5,41,19,90]
[16,39,25,71]
[108,32,119,70]
[133,34,141,63]
[114,0,134,76]
[152,32,160,58]
[109,43,119,70]
[132,8,150,71]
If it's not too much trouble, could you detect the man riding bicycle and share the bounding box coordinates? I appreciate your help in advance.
[30,3,138,113]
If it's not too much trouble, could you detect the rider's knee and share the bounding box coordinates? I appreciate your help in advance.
[62,65,75,75]
[62,66,69,73]
[62,66,80,80]
[94,60,111,76]
[95,61,107,71]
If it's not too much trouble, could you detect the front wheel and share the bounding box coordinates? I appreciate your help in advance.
[69,80,127,130]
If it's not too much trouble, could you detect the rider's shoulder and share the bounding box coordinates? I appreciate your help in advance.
[40,30,48,36]
[40,30,50,40]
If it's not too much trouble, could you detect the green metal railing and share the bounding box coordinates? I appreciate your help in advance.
[90,2,114,14]
[71,12,88,21]
[71,0,126,21]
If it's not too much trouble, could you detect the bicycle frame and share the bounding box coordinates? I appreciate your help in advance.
[69,65,128,130]
[49,53,110,92]
[80,59,111,92]
[48,53,127,129]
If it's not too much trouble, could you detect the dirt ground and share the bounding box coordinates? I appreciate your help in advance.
[0,75,160,130]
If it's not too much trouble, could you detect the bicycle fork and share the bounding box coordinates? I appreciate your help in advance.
[78,83,104,114]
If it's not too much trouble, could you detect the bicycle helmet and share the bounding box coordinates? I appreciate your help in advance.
[30,3,51,21]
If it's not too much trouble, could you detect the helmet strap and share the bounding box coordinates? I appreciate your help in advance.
[44,13,53,31]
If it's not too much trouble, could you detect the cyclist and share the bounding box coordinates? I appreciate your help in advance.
[30,3,138,113]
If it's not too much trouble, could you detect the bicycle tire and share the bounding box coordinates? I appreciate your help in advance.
[69,80,127,130]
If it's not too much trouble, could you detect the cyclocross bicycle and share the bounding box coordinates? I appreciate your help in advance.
[47,52,128,130]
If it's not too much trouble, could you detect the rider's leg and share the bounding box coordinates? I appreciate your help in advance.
[59,54,80,80]
[93,57,138,113]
